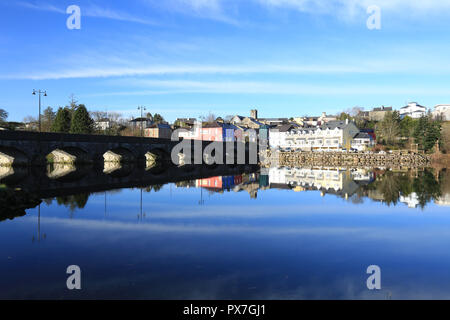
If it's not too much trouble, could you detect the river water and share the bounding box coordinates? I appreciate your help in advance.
[0,165,449,299]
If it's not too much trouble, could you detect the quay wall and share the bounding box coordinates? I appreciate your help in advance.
[263,151,431,168]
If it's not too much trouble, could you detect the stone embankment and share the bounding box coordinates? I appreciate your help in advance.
[261,150,431,168]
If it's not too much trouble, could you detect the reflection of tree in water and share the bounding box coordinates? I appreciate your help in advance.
[144,184,164,193]
[56,193,90,212]
[413,170,442,209]
[364,169,441,208]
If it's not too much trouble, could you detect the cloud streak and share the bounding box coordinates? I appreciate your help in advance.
[255,0,450,16]
[16,1,158,25]
[87,79,450,96]
[1,61,412,80]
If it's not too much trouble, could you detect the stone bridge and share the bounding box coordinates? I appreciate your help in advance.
[0,130,258,167]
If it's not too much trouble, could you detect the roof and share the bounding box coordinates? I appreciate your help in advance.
[244,117,264,126]
[259,118,288,122]
[147,123,172,129]
[320,120,354,130]
[175,118,196,124]
[130,117,151,122]
[354,132,372,139]
[203,121,237,129]
[372,106,392,112]
[401,102,426,109]
[271,124,296,132]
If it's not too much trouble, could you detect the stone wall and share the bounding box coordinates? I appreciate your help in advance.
[264,151,431,168]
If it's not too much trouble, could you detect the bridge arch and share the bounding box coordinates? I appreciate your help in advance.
[145,148,170,167]
[0,146,29,166]
[47,147,91,164]
[103,147,135,163]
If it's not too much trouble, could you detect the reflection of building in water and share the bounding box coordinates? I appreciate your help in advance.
[435,193,450,206]
[190,172,267,199]
[268,167,374,198]
[399,192,420,208]
[196,175,238,190]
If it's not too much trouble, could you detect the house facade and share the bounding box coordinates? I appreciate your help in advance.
[94,118,111,131]
[269,120,361,151]
[144,123,172,139]
[351,132,375,151]
[399,102,427,119]
[130,117,152,130]
[369,106,393,121]
[178,121,237,141]
[432,104,450,121]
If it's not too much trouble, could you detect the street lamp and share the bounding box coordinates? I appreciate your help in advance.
[137,106,146,137]
[32,89,47,132]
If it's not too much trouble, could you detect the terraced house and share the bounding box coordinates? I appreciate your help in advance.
[269,120,365,151]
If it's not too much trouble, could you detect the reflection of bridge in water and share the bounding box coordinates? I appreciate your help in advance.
[0,162,259,199]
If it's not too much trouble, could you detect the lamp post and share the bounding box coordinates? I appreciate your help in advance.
[32,89,47,132]
[137,106,146,137]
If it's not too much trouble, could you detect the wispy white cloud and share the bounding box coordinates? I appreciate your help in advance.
[147,0,242,25]
[254,0,450,17]
[85,78,450,96]
[16,1,158,25]
[1,62,395,80]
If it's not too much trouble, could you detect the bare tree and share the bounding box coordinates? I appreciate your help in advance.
[23,115,37,123]
[90,111,108,122]
[108,112,123,123]
[201,112,216,123]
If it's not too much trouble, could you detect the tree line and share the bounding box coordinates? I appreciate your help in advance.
[337,107,443,153]
[1,98,166,136]
[375,111,441,152]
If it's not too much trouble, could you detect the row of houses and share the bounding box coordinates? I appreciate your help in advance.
[360,103,450,120]
[93,103,449,151]
[268,119,374,151]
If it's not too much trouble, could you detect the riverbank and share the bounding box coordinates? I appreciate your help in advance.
[261,150,432,168]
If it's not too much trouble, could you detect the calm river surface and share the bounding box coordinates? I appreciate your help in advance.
[0,165,449,299]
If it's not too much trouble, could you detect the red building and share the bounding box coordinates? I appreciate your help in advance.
[178,121,238,142]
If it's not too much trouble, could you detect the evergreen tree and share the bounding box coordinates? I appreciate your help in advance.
[413,115,442,152]
[399,116,418,138]
[375,111,401,146]
[70,104,94,134]
[51,107,72,133]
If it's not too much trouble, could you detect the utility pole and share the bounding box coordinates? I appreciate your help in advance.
[32,89,47,132]
[137,106,146,137]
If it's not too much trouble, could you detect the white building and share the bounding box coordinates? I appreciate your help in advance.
[399,102,427,119]
[399,192,420,208]
[94,118,111,131]
[432,104,450,121]
[351,132,375,151]
[269,120,362,151]
[435,193,450,206]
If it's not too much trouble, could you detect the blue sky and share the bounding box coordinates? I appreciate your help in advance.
[1,0,450,122]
